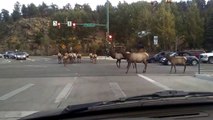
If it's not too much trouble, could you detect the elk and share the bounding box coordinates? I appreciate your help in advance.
[92,53,98,64]
[77,53,82,63]
[89,53,98,64]
[68,52,77,63]
[63,53,70,67]
[123,49,149,74]
[68,53,74,63]
[167,54,187,73]
[109,47,125,68]
[89,53,93,62]
[57,52,63,64]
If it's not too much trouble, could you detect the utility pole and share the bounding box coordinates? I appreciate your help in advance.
[105,0,110,58]
[106,0,109,38]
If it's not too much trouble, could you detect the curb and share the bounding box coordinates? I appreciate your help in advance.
[194,73,213,81]
[83,56,115,60]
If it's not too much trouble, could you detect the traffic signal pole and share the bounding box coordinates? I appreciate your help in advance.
[105,0,110,59]
[106,0,109,36]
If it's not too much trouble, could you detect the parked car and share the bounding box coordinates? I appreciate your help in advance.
[147,51,170,63]
[200,51,213,64]
[23,52,29,58]
[160,51,199,66]
[184,50,206,58]
[15,52,27,60]
[3,51,16,59]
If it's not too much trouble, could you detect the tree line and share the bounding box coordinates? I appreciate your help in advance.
[0,0,212,53]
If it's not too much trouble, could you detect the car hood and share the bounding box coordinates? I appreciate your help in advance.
[19,90,213,120]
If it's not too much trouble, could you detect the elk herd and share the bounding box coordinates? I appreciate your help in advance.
[57,47,187,74]
[57,52,97,67]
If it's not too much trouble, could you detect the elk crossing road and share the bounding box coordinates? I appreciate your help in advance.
[0,56,212,119]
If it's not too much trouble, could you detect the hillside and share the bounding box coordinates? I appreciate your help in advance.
[0,17,107,55]
[0,17,57,55]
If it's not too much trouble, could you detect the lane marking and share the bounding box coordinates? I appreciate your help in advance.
[109,82,127,99]
[55,83,73,103]
[0,111,38,118]
[0,84,34,101]
[138,74,172,90]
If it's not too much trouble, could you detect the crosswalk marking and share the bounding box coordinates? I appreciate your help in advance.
[55,83,73,103]
[0,111,37,118]
[0,84,34,101]
[138,74,172,90]
[109,82,126,99]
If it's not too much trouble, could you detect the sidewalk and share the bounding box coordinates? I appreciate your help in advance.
[0,58,11,64]
[194,73,213,81]
[82,56,115,60]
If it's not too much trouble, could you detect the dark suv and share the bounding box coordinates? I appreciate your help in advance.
[3,51,16,59]
[148,51,170,63]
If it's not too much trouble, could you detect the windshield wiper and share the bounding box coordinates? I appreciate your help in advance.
[63,90,213,113]
[103,90,213,103]
[20,90,213,120]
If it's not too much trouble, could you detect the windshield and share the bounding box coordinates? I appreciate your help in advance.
[0,0,212,119]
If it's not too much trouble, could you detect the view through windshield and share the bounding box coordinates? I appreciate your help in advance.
[0,0,213,119]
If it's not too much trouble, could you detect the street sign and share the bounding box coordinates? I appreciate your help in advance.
[83,23,96,27]
[67,21,72,27]
[153,36,158,45]
[53,21,57,26]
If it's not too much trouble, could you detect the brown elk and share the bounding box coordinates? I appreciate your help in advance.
[89,53,93,62]
[89,53,98,64]
[123,49,149,74]
[167,53,187,73]
[77,53,82,63]
[63,53,69,67]
[57,52,63,64]
[109,46,126,68]
[92,53,98,64]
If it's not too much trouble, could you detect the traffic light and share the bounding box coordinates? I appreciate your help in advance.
[72,22,76,29]
[108,35,112,42]
[57,22,61,29]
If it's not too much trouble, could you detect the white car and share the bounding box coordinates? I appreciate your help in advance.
[200,52,213,64]
[15,52,27,60]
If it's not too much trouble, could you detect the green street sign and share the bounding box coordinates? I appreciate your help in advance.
[83,23,96,27]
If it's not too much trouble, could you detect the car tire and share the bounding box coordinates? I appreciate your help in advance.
[208,57,213,64]
[191,60,198,66]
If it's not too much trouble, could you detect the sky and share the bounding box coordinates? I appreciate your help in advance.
[0,0,158,14]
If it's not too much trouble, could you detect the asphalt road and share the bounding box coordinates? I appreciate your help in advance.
[0,56,212,119]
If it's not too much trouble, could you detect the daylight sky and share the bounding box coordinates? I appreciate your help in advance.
[0,0,163,14]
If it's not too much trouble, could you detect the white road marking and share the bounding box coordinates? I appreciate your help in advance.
[25,65,47,68]
[55,83,73,103]
[109,82,127,99]
[0,59,11,64]
[26,58,35,62]
[0,84,34,101]
[0,111,37,119]
[138,74,172,90]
